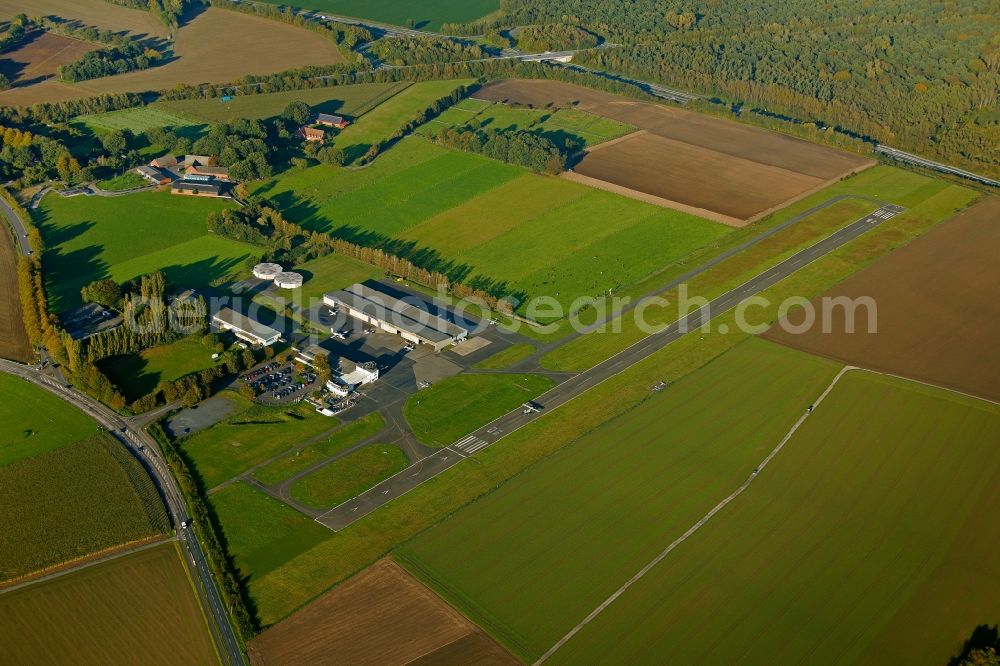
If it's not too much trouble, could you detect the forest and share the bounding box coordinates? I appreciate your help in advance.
[450,0,1000,177]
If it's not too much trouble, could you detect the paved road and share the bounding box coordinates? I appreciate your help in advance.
[0,195,32,255]
[0,361,246,665]
[317,202,905,530]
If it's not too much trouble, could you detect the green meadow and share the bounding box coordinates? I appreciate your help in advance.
[548,371,1000,665]
[289,443,409,509]
[35,191,254,312]
[254,0,498,31]
[258,137,728,317]
[0,374,96,466]
[396,338,840,658]
[98,336,219,402]
[72,106,200,134]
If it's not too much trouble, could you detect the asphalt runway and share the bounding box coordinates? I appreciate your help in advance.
[317,203,905,530]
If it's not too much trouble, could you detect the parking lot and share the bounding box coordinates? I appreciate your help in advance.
[242,362,319,404]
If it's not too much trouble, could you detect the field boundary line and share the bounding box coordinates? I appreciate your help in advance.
[534,365,855,663]
[0,536,177,596]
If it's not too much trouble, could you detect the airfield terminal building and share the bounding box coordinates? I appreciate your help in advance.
[323,283,468,352]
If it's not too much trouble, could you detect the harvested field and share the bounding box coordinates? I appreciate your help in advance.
[0,7,345,106]
[0,542,217,665]
[0,31,95,87]
[0,227,31,362]
[0,0,168,38]
[247,558,517,666]
[474,79,874,223]
[763,195,1000,402]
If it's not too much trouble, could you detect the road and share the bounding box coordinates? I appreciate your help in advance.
[0,194,32,254]
[0,364,245,663]
[316,202,905,530]
[875,145,1000,188]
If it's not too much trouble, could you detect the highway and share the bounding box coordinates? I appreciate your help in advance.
[0,194,32,254]
[875,145,1000,188]
[317,202,905,530]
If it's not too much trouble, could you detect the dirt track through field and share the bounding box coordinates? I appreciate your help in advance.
[0,32,96,86]
[475,79,874,222]
[248,558,518,666]
[763,195,1000,402]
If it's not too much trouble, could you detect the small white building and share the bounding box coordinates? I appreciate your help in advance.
[252,263,283,280]
[273,271,303,289]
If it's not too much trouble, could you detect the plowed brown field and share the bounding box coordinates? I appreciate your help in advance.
[0,31,96,87]
[474,79,873,224]
[763,195,1000,402]
[247,559,518,666]
[0,6,345,106]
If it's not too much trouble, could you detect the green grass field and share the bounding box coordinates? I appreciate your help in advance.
[547,371,1000,665]
[72,106,200,134]
[404,373,555,447]
[421,101,635,149]
[183,401,336,488]
[156,82,410,123]
[95,171,148,192]
[0,542,217,665]
[332,80,472,160]
[293,249,381,303]
[289,443,409,509]
[209,481,331,584]
[259,137,729,316]
[396,338,840,658]
[99,336,219,402]
[35,191,254,312]
[0,374,96,466]
[251,412,386,486]
[0,435,169,582]
[255,0,498,30]
[540,165,981,369]
[472,343,535,370]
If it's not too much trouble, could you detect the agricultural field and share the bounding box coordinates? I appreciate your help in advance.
[764,195,1000,402]
[0,374,95,466]
[98,335,219,402]
[259,137,730,317]
[404,373,555,446]
[248,558,515,666]
[0,31,95,87]
[421,98,636,149]
[73,106,201,135]
[0,225,31,363]
[0,542,218,665]
[541,165,980,371]
[333,79,472,161]
[255,0,499,31]
[474,79,874,225]
[0,435,169,582]
[0,7,347,106]
[546,371,1000,664]
[180,400,337,488]
[252,411,386,486]
[289,443,409,509]
[396,338,840,659]
[0,0,167,38]
[34,191,252,312]
[209,481,331,585]
[156,81,410,124]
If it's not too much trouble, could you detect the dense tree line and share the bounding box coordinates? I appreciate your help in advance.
[60,40,163,82]
[206,197,516,313]
[514,23,600,53]
[432,124,567,173]
[210,0,371,62]
[0,13,30,50]
[451,0,1000,177]
[0,124,85,185]
[102,0,190,34]
[191,119,274,181]
[367,35,488,66]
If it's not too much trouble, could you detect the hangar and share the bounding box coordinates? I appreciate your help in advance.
[212,307,281,347]
[323,283,468,352]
